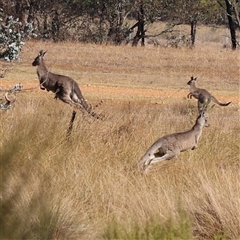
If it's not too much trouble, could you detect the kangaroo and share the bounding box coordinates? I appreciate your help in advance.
[138,111,209,173]
[0,92,16,110]
[187,76,231,113]
[32,50,103,119]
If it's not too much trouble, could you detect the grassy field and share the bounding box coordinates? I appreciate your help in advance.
[0,31,239,239]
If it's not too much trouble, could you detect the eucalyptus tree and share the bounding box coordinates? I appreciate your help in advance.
[217,0,239,49]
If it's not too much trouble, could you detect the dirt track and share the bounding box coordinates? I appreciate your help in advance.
[0,80,238,104]
[0,80,185,98]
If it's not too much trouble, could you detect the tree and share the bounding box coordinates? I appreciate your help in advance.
[161,0,204,47]
[225,0,237,49]
[132,1,145,46]
[217,0,239,49]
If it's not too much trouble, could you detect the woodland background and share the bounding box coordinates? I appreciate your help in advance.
[0,0,239,50]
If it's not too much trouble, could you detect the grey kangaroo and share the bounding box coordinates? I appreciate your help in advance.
[32,50,102,118]
[187,76,231,113]
[138,111,209,173]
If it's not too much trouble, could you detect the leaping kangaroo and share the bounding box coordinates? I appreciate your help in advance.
[187,76,231,113]
[137,111,209,173]
[32,50,103,119]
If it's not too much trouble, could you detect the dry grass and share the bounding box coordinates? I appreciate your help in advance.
[0,27,239,239]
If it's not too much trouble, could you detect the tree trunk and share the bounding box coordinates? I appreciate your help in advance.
[132,2,145,46]
[190,19,197,46]
[15,1,25,25]
[51,10,60,42]
[139,2,145,46]
[225,0,237,50]
[107,3,124,46]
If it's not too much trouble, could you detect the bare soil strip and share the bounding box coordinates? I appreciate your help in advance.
[0,80,238,103]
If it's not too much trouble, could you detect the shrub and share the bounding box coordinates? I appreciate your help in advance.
[0,16,36,61]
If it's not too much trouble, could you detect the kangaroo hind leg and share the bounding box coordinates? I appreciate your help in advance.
[57,93,79,108]
[198,95,211,113]
[144,150,178,173]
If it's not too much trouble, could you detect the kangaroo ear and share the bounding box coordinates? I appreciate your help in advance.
[194,77,197,81]
[200,110,207,118]
[39,50,47,56]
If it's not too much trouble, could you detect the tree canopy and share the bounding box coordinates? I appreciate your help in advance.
[0,0,239,48]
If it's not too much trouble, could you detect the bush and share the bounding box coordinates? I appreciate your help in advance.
[0,16,36,61]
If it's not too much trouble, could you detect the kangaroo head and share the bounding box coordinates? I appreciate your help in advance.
[197,110,210,127]
[187,76,197,85]
[32,50,47,66]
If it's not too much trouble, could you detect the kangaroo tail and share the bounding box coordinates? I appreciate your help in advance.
[211,96,231,106]
[74,84,97,116]
[80,97,105,120]
[93,100,104,109]
[88,100,105,120]
[87,109,105,120]
[74,83,105,120]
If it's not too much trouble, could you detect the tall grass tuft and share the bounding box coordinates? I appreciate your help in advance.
[2,96,239,239]
[103,206,192,240]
